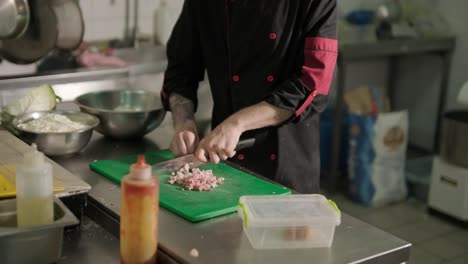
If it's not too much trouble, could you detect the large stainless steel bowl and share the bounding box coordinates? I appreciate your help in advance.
[12,110,100,156]
[74,90,166,139]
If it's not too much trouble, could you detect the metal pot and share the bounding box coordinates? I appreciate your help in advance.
[440,111,468,168]
[0,1,58,64]
[50,0,84,50]
[0,0,30,39]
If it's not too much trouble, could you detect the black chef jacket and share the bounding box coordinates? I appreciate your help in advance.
[161,0,338,193]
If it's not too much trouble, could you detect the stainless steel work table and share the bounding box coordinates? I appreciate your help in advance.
[50,102,411,264]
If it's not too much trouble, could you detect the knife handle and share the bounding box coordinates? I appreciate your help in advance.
[235,138,255,151]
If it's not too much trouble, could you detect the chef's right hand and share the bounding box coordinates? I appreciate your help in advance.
[170,125,199,157]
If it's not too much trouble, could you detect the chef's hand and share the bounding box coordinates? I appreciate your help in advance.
[195,119,243,164]
[194,101,292,163]
[170,122,199,157]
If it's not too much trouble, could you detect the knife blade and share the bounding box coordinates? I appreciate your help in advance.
[152,138,255,175]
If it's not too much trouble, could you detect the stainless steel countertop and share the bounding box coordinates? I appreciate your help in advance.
[60,217,178,264]
[50,104,411,264]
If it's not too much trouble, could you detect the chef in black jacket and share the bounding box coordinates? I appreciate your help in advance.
[161,0,337,193]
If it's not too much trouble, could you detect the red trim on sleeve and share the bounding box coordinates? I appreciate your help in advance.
[297,37,337,116]
[304,37,338,52]
[296,90,318,116]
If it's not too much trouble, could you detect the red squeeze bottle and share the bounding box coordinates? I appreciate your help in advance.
[120,156,159,264]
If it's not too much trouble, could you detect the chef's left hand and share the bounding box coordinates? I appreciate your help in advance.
[195,119,243,164]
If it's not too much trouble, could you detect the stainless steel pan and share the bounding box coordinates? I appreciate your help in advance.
[0,0,30,39]
[0,1,58,64]
[50,0,84,50]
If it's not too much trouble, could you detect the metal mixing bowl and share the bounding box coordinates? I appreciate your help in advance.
[74,90,166,139]
[12,110,100,156]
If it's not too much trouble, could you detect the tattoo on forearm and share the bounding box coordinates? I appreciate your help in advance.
[169,93,196,125]
[170,94,193,106]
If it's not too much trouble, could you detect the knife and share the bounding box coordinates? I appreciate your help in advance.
[152,138,255,175]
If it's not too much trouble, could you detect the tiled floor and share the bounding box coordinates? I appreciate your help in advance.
[328,193,468,264]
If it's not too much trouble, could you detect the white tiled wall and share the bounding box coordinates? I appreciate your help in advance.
[79,0,168,41]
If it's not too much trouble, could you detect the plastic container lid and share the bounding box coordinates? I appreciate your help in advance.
[238,194,341,228]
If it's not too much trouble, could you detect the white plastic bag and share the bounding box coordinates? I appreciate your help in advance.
[371,111,409,206]
[347,110,409,207]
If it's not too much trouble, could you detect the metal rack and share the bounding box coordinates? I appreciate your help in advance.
[328,37,456,192]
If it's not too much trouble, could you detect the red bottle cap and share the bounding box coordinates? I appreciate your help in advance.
[130,155,151,180]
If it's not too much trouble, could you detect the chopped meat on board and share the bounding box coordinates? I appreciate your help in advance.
[168,163,224,191]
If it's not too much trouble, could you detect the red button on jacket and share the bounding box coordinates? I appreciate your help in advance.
[269,32,277,40]
[270,154,277,161]
[267,75,274,82]
[237,154,245,160]
[232,75,240,82]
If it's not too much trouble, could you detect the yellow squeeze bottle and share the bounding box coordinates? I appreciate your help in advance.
[16,143,53,227]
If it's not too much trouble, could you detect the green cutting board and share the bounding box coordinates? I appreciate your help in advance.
[90,149,291,222]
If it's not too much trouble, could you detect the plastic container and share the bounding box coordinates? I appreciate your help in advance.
[238,194,340,249]
[120,155,159,264]
[15,143,53,227]
[0,198,79,264]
